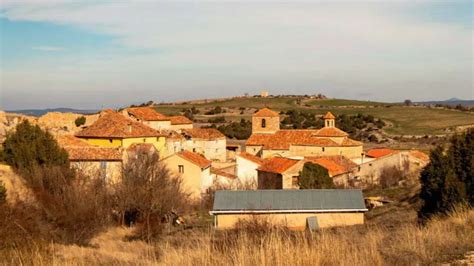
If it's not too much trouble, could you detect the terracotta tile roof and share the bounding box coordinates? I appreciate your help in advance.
[258,157,299,174]
[76,111,165,138]
[126,143,156,154]
[305,156,357,176]
[126,107,169,121]
[56,135,122,161]
[253,108,279,117]
[323,112,336,119]
[56,135,90,147]
[65,146,123,161]
[366,148,398,158]
[237,152,265,165]
[162,130,185,141]
[246,130,359,150]
[315,127,348,137]
[177,150,212,169]
[169,115,193,125]
[409,150,429,162]
[211,167,237,179]
[182,128,225,140]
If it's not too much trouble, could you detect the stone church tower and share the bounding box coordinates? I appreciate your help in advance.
[323,112,336,128]
[252,108,280,134]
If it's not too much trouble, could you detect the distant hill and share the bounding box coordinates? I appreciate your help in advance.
[6,108,98,117]
[415,99,474,107]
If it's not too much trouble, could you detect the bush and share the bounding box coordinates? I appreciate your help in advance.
[113,153,189,241]
[74,116,86,127]
[379,166,405,188]
[2,120,69,171]
[298,162,335,189]
[208,116,226,123]
[215,119,252,140]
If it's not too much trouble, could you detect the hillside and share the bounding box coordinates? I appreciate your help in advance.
[5,108,98,117]
[155,96,474,136]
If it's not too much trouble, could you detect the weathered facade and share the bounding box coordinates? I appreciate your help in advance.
[162,150,213,200]
[181,128,227,162]
[211,190,368,230]
[235,152,265,188]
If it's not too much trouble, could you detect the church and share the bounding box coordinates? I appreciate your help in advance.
[245,108,363,159]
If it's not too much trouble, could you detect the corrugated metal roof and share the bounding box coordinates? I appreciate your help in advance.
[211,189,367,213]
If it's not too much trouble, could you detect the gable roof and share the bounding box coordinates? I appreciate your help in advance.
[258,157,300,174]
[237,152,265,165]
[169,115,193,125]
[211,167,237,179]
[76,111,165,138]
[176,150,212,169]
[126,107,169,121]
[366,148,398,158]
[408,150,429,162]
[211,189,367,214]
[56,135,122,161]
[253,108,279,117]
[182,128,225,139]
[246,130,360,150]
[305,156,358,176]
[323,112,336,119]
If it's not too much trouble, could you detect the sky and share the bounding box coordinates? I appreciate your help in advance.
[0,0,472,110]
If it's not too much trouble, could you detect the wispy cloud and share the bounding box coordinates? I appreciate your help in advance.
[32,46,65,51]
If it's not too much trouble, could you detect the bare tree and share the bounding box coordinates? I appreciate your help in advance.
[113,153,189,241]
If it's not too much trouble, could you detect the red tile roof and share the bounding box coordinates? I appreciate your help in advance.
[76,111,165,138]
[237,152,265,165]
[177,150,212,168]
[169,115,193,125]
[211,167,237,179]
[305,156,357,176]
[253,108,279,117]
[258,157,299,174]
[246,130,360,150]
[126,107,169,121]
[323,112,336,119]
[56,135,122,161]
[182,128,225,139]
[315,127,348,137]
[366,148,398,158]
[409,150,429,162]
[126,143,156,154]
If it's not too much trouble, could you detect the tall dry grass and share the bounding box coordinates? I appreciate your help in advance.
[1,207,473,266]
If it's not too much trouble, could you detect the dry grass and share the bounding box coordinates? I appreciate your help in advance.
[1,207,472,266]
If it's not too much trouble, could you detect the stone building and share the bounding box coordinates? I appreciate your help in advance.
[246,108,363,159]
[122,107,193,131]
[181,128,227,162]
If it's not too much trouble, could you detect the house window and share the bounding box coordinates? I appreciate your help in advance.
[261,119,266,128]
[100,161,107,169]
[193,148,196,152]
[292,176,299,187]
[143,138,146,142]
[178,165,184,173]
[322,147,325,152]
[109,139,113,143]
[156,137,160,141]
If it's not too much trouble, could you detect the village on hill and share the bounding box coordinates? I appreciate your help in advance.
[0,100,436,230]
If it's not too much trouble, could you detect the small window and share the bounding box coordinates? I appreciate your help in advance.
[292,176,299,187]
[109,139,113,143]
[193,148,196,152]
[261,118,266,128]
[369,163,373,167]
[178,165,184,173]
[322,147,325,152]
[143,138,146,143]
[156,137,160,141]
[100,161,107,169]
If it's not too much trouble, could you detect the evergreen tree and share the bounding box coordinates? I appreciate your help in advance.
[418,130,473,222]
[2,120,69,171]
[298,162,335,189]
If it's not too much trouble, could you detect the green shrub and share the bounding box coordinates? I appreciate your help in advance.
[2,120,69,171]
[74,116,86,127]
[298,162,335,189]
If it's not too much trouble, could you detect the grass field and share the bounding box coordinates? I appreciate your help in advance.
[155,97,474,135]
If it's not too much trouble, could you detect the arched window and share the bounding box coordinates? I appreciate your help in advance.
[261,118,266,128]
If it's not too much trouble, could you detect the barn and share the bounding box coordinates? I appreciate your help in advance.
[210,189,368,230]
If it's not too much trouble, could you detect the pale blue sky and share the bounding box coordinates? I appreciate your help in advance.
[0,1,472,110]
